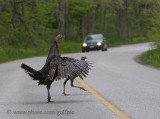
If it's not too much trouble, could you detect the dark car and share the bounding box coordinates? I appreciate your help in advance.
[82,34,107,52]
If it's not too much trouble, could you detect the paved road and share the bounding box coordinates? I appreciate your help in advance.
[0,43,160,119]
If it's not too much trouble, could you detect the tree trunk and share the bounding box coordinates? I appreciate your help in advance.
[11,0,38,47]
[125,4,130,40]
[79,17,84,41]
[56,0,65,38]
[30,0,37,30]
[87,14,94,34]
[124,0,130,40]
[103,7,107,38]
[117,10,124,37]
[0,0,8,12]
[64,0,70,41]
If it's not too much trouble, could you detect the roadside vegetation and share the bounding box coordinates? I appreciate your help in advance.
[141,46,160,68]
[0,37,152,63]
[0,0,160,64]
[0,42,82,63]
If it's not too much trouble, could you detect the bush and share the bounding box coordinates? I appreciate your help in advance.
[141,48,160,68]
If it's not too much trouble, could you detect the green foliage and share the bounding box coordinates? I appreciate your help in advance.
[69,0,96,18]
[0,0,160,64]
[0,0,58,48]
[0,0,158,47]
[141,48,160,68]
[107,36,150,47]
[0,42,81,63]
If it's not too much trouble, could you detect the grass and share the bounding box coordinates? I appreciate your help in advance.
[107,37,150,47]
[0,42,82,63]
[0,37,152,64]
[140,48,160,68]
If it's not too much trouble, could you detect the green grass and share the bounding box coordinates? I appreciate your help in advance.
[0,37,152,64]
[107,37,150,47]
[0,42,82,63]
[58,42,82,53]
[141,48,160,68]
[0,47,51,63]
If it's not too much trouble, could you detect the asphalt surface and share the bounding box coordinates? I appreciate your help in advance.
[0,43,160,119]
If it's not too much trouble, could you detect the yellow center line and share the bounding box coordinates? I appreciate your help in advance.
[76,78,130,119]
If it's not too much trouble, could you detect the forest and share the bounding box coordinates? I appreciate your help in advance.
[0,0,160,64]
[0,0,160,47]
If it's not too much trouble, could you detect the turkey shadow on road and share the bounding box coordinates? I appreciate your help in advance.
[21,99,95,105]
[66,93,91,96]
[53,99,94,104]
[53,93,91,97]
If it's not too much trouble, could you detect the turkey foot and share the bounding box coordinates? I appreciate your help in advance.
[79,87,87,91]
[71,84,87,91]
[47,97,54,103]
[63,78,70,96]
[62,92,70,96]
[47,96,51,102]
[71,80,87,91]
[46,86,53,102]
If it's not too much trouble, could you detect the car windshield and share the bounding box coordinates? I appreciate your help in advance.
[86,35,103,41]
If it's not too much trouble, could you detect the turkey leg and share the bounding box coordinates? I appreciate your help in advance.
[71,80,87,91]
[46,85,51,102]
[63,78,70,96]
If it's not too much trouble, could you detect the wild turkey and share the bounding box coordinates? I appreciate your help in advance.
[62,56,88,96]
[21,34,92,102]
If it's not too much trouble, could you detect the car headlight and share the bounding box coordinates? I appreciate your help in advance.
[83,43,87,47]
[97,42,102,46]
